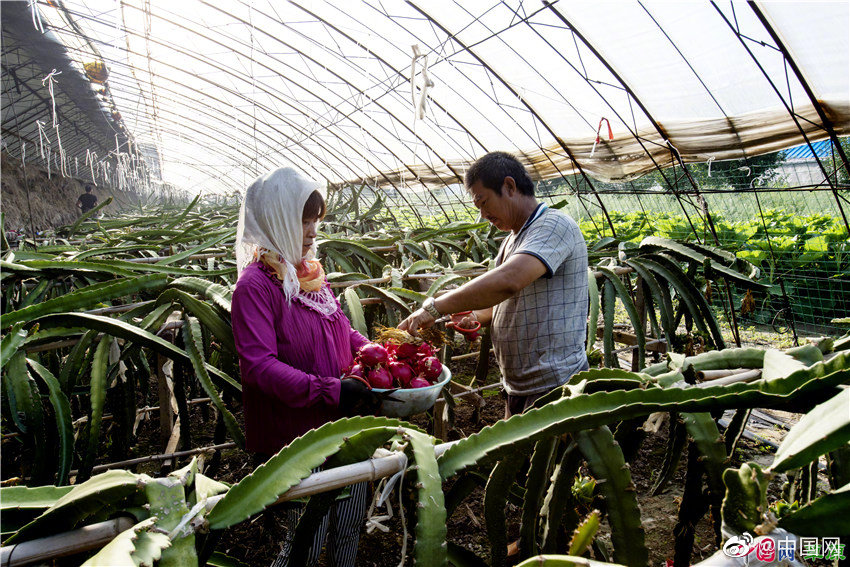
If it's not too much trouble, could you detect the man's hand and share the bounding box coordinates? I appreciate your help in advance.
[450,311,478,330]
[398,308,436,337]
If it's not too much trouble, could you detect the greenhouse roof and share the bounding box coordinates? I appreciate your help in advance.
[2,1,849,196]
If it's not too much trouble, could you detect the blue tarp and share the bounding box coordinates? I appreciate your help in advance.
[783,140,833,160]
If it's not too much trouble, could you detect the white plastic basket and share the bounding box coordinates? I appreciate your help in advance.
[372,366,451,418]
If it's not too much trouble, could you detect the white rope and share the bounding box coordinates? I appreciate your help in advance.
[365,446,410,567]
[87,150,98,186]
[36,120,48,159]
[707,156,715,177]
[664,138,683,162]
[29,0,44,33]
[410,44,434,122]
[47,147,52,178]
[54,124,68,176]
[590,117,613,159]
[21,142,26,166]
[42,69,62,128]
[410,45,421,109]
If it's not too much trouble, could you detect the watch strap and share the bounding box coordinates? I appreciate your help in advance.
[423,297,441,318]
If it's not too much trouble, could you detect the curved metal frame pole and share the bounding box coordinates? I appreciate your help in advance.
[747,1,850,231]
[712,1,850,234]
[1,62,115,158]
[748,1,850,178]
[124,1,437,224]
[541,1,749,344]
[55,6,413,224]
[407,0,618,237]
[202,0,458,223]
[343,0,603,231]
[541,1,709,244]
[355,0,599,222]
[287,0,489,168]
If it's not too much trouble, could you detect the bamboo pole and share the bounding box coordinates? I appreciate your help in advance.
[327,269,488,289]
[695,369,761,388]
[0,517,135,567]
[451,350,489,361]
[697,368,749,381]
[436,382,501,403]
[66,442,237,478]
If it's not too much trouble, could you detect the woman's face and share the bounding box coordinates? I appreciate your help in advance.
[302,216,319,257]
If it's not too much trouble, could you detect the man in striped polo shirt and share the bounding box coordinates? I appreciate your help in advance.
[400,151,590,417]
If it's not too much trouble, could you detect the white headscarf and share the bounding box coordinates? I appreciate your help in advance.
[235,167,327,301]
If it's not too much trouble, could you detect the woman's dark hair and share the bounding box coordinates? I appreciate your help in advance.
[464,151,535,196]
[303,190,326,220]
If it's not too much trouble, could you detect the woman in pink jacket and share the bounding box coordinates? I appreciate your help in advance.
[231,167,379,567]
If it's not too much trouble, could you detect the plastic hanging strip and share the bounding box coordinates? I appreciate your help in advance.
[664,138,683,162]
[29,0,44,33]
[54,124,68,176]
[36,120,47,159]
[42,70,62,128]
[410,44,434,122]
[21,142,25,166]
[364,446,410,567]
[410,44,421,108]
[87,150,98,186]
[417,54,433,121]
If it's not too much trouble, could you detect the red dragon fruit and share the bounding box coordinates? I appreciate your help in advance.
[394,342,419,360]
[416,342,435,359]
[358,343,389,367]
[345,364,365,380]
[417,356,443,381]
[367,366,393,389]
[408,376,432,389]
[388,361,415,387]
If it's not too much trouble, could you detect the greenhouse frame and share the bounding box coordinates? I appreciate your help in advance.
[1,1,849,566]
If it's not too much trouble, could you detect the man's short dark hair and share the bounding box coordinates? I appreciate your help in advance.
[84,185,92,192]
[464,151,535,196]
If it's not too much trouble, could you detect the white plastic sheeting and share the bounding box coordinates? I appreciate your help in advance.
[33,0,850,194]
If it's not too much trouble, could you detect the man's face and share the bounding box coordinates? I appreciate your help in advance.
[469,180,511,231]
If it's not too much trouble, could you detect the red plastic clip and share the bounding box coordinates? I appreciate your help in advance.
[596,117,613,143]
[446,311,481,341]
[590,117,614,158]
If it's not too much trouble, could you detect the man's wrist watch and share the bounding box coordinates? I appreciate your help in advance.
[422,297,441,319]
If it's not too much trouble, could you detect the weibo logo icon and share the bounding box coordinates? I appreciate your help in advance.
[724,533,755,557]
[723,532,777,562]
